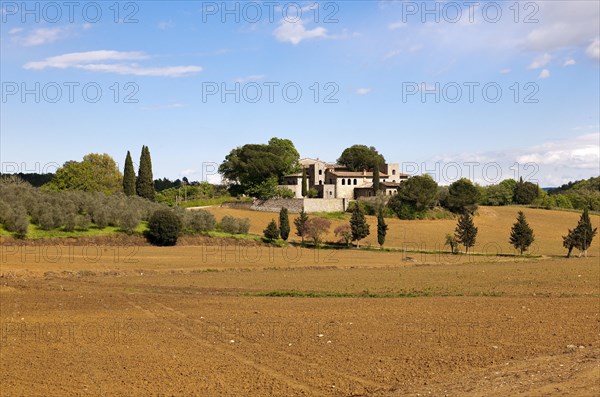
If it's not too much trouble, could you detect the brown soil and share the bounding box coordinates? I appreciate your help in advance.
[1,244,598,396]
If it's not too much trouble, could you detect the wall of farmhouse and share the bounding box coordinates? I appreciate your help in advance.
[279,184,303,199]
[249,198,347,213]
[251,198,305,213]
[303,198,348,213]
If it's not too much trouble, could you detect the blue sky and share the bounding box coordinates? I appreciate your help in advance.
[1,0,599,186]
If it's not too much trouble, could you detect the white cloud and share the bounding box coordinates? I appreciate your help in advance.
[24,50,148,69]
[384,49,401,60]
[8,27,23,34]
[563,59,576,66]
[528,53,551,69]
[388,21,406,30]
[235,74,265,83]
[586,38,600,60]
[430,133,600,186]
[24,50,203,77]
[355,88,371,95]
[538,69,551,79]
[500,68,511,74]
[523,1,599,53]
[14,27,68,46]
[516,133,599,170]
[158,20,174,30]
[273,19,328,45]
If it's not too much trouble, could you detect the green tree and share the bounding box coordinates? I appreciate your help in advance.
[305,217,331,248]
[373,165,380,193]
[3,206,28,238]
[136,146,155,201]
[47,153,123,194]
[377,209,388,248]
[563,208,598,258]
[301,168,308,198]
[123,150,136,196]
[445,178,479,214]
[513,177,539,205]
[334,224,353,247]
[483,180,515,206]
[219,138,300,195]
[146,209,182,246]
[455,213,477,253]
[445,234,459,255]
[294,207,309,245]
[186,210,216,233]
[337,145,385,171]
[263,219,280,242]
[279,207,290,241]
[509,211,535,254]
[245,176,295,200]
[396,174,438,212]
[350,203,370,248]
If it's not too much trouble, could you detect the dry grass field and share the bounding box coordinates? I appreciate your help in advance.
[1,207,599,396]
[206,206,600,256]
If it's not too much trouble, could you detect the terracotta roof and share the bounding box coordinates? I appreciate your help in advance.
[329,170,389,178]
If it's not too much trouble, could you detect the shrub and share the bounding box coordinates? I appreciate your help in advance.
[75,214,91,231]
[237,218,251,234]
[63,212,77,232]
[305,218,331,248]
[220,216,251,234]
[388,196,418,220]
[334,224,352,247]
[93,207,109,229]
[186,210,216,233]
[146,209,182,246]
[119,210,141,234]
[263,219,280,242]
[4,207,29,238]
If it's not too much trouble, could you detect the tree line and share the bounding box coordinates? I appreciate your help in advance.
[261,204,596,258]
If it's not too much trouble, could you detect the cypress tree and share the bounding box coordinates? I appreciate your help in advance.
[123,151,136,196]
[377,209,387,248]
[455,213,477,254]
[294,207,309,245]
[373,165,380,193]
[564,208,598,258]
[263,219,280,242]
[136,146,155,201]
[509,211,535,255]
[301,168,308,198]
[279,207,290,241]
[350,203,370,248]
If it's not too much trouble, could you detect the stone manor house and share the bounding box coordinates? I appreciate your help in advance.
[281,158,410,200]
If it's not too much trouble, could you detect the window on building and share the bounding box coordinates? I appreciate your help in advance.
[392,170,396,175]
[319,180,322,185]
[342,179,345,185]
[319,170,323,175]
[354,179,358,185]
[329,191,333,196]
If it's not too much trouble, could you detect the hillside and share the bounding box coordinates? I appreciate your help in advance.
[205,206,600,257]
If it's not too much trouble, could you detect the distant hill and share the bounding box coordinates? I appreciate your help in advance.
[547,176,600,211]
[548,176,600,195]
[0,173,54,187]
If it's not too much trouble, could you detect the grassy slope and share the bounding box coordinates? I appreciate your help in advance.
[205,206,600,257]
[2,206,598,257]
